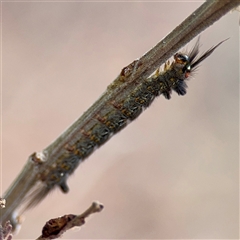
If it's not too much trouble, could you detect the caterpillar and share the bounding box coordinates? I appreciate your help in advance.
[24,37,227,210]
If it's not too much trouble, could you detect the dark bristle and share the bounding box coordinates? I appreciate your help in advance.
[191,38,229,69]
[188,36,200,63]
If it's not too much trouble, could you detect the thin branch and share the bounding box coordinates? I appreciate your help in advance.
[1,0,239,231]
[36,202,103,240]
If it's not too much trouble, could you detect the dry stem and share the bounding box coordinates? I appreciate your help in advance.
[1,0,239,232]
[36,202,103,240]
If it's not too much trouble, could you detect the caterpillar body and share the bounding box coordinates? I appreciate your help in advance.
[25,38,226,209]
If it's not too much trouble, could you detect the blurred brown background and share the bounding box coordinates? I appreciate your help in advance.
[1,1,239,239]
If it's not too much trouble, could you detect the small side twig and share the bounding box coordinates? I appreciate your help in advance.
[36,202,104,240]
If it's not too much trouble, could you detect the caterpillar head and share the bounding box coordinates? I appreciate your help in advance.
[174,38,228,78]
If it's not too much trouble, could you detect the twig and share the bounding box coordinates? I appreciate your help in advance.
[1,0,239,231]
[36,202,103,240]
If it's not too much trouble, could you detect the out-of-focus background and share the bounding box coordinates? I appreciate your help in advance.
[1,1,239,239]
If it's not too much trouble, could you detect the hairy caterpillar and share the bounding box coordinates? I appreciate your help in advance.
[24,38,226,210]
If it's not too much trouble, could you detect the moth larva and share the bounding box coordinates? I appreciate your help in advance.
[24,37,227,210]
